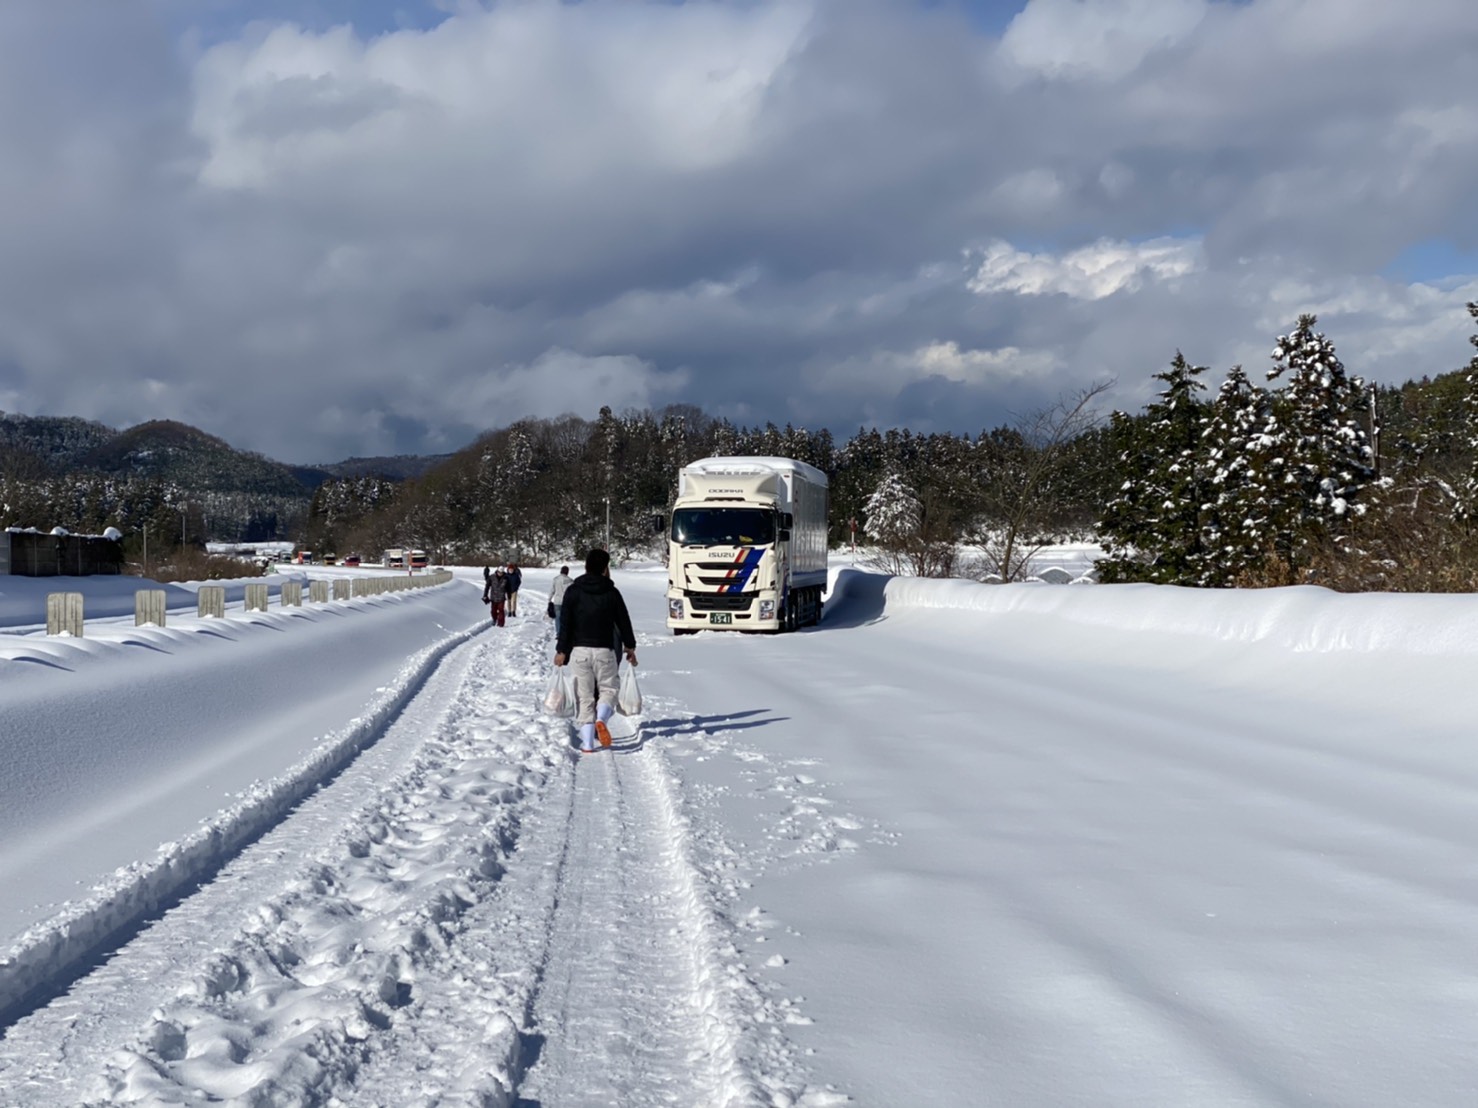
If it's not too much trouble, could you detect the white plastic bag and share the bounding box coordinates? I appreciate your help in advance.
[543,667,577,718]
[617,663,643,716]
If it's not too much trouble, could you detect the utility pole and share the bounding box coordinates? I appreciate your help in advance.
[142,523,148,578]
[604,497,611,551]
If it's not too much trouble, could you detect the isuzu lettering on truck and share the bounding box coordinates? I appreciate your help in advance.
[667,456,828,634]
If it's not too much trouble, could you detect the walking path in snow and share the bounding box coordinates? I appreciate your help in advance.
[0,589,830,1106]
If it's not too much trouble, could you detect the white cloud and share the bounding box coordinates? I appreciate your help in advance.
[458,348,689,425]
[188,2,812,191]
[998,0,1206,82]
[811,341,1058,394]
[1,0,1478,460]
[968,237,1202,300]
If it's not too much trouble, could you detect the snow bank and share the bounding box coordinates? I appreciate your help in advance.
[826,568,1478,655]
[0,586,481,1023]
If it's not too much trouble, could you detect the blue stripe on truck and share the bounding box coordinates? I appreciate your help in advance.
[725,547,766,593]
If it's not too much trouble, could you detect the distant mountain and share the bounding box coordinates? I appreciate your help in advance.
[0,409,452,494]
[0,410,460,544]
[0,411,116,473]
[312,454,453,481]
[76,420,314,495]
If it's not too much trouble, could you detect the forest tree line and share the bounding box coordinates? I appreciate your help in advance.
[5,303,1478,590]
[309,303,1478,592]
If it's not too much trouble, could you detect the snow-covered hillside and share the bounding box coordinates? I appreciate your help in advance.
[3,563,1478,1105]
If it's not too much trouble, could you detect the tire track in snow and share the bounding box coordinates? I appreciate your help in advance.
[1,601,822,1106]
[0,586,483,1027]
[0,613,553,1104]
[511,741,764,1108]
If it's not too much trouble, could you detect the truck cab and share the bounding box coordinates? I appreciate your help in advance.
[666,457,828,634]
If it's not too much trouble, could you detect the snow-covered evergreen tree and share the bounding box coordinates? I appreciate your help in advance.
[1196,364,1281,585]
[1263,314,1377,571]
[1098,353,1210,583]
[863,471,921,575]
[1454,302,1478,523]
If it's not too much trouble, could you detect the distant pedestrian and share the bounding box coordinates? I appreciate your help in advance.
[483,567,508,627]
[554,549,637,753]
[505,562,523,617]
[548,565,572,640]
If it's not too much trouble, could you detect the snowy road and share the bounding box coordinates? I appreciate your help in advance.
[7,565,1478,1104]
[0,578,822,1106]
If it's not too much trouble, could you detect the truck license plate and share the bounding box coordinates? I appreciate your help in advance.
[709,613,733,625]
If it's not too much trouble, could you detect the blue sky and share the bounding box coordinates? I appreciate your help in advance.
[166,0,1033,46]
[1382,239,1478,289]
[165,0,453,42]
[3,0,1476,462]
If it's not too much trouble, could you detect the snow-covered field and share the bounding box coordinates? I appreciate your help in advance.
[4,558,1478,1105]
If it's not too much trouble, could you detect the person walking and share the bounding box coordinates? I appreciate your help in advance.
[554,549,637,753]
[505,562,523,617]
[483,567,508,627]
[548,564,572,640]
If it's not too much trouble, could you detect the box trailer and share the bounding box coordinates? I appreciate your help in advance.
[666,456,828,634]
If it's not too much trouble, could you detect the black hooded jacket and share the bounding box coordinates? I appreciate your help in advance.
[556,572,635,657]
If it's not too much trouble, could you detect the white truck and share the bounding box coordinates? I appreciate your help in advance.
[666,456,829,634]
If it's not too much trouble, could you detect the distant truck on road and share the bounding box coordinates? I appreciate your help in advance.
[384,548,406,569]
[666,456,828,634]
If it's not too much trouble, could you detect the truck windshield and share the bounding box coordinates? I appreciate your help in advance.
[671,508,775,547]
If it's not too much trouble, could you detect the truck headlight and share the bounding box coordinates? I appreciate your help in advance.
[669,598,684,619]
[759,599,775,619]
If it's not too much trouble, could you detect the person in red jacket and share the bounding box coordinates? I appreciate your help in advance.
[553,548,636,752]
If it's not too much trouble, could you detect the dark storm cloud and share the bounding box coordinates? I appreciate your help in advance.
[0,0,1475,462]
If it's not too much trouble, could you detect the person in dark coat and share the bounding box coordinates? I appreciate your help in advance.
[505,562,523,617]
[554,548,636,752]
[483,567,508,627]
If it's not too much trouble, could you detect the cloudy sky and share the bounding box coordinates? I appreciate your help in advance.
[1,0,1475,464]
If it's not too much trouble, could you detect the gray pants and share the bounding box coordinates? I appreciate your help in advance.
[569,646,618,725]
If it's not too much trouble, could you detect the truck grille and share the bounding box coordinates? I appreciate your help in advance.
[686,593,753,612]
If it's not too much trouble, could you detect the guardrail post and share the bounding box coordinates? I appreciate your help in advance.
[198,586,226,618]
[281,581,302,607]
[312,580,331,603]
[135,589,167,627]
[46,592,84,637]
[336,579,352,600]
[245,583,269,612]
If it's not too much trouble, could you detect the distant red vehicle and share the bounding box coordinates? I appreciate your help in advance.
[343,554,362,567]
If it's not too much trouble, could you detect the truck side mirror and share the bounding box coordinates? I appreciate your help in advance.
[782,512,794,528]
[778,528,792,541]
[653,514,666,535]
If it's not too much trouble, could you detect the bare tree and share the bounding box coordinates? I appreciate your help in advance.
[973,380,1113,582]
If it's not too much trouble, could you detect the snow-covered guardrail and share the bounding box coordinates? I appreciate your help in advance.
[44,571,454,636]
